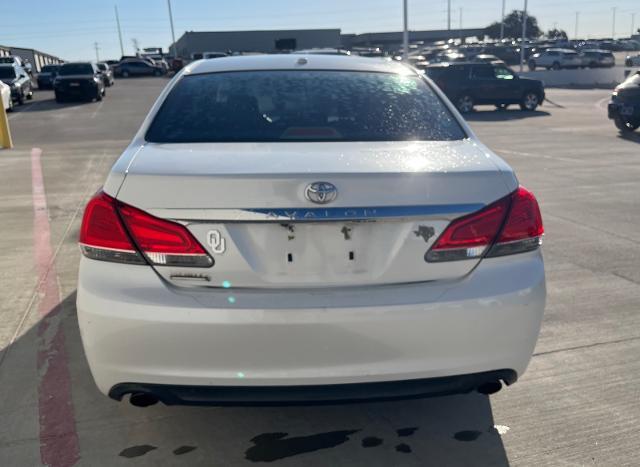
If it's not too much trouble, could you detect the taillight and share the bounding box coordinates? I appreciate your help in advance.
[426,186,543,262]
[79,192,145,264]
[79,191,213,268]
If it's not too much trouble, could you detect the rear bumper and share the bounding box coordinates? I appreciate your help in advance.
[109,370,517,406]
[77,251,546,400]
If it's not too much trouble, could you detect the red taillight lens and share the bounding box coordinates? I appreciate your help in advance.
[79,191,213,267]
[487,186,543,258]
[79,192,144,264]
[426,186,543,262]
[118,203,212,267]
[426,196,509,262]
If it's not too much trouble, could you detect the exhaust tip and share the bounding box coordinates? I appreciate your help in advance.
[477,381,502,395]
[129,392,159,407]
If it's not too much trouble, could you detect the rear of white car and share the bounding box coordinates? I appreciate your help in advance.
[77,55,545,406]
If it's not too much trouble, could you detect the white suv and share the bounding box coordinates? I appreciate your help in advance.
[528,48,583,70]
[77,55,546,407]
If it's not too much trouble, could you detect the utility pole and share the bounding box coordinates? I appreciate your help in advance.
[114,5,124,57]
[447,0,451,31]
[632,13,636,37]
[612,7,616,39]
[167,0,177,57]
[403,0,409,59]
[459,7,463,43]
[94,42,100,62]
[132,38,140,55]
[500,0,506,40]
[520,0,528,72]
[574,11,580,39]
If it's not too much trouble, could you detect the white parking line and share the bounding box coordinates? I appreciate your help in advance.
[91,100,104,119]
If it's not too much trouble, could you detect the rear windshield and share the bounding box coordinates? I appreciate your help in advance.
[59,64,94,75]
[0,67,16,79]
[0,57,15,64]
[146,70,466,143]
[41,65,59,72]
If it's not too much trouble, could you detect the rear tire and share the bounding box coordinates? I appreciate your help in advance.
[520,92,540,111]
[456,94,474,113]
[552,62,561,70]
[55,92,64,103]
[122,70,129,78]
[528,60,536,71]
[614,116,640,132]
[6,98,14,112]
[95,89,102,101]
[26,89,33,100]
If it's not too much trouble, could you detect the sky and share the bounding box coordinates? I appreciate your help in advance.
[2,0,639,61]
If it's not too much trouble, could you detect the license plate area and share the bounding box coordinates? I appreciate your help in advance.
[69,82,80,87]
[620,105,635,116]
[183,219,474,287]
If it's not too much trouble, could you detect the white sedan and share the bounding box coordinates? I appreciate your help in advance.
[0,80,12,112]
[77,55,546,407]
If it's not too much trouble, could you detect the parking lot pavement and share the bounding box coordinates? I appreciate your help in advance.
[0,80,639,466]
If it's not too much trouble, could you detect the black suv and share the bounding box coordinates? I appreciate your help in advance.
[425,62,545,113]
[0,64,33,105]
[608,71,640,133]
[37,64,60,89]
[54,62,106,102]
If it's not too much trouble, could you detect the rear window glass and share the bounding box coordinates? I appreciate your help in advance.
[41,65,59,72]
[97,63,108,70]
[59,64,94,75]
[146,70,466,143]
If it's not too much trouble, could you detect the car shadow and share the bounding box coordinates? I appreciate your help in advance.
[617,130,640,144]
[0,292,511,466]
[11,98,96,112]
[464,108,551,122]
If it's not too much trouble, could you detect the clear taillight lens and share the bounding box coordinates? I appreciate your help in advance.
[79,191,213,267]
[426,186,543,262]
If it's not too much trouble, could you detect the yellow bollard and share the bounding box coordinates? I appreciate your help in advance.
[0,99,13,149]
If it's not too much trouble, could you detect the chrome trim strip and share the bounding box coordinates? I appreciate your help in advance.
[148,204,485,223]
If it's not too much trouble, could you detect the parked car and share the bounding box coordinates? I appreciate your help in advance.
[96,63,114,87]
[425,62,545,112]
[0,64,33,105]
[36,64,60,89]
[579,50,615,68]
[0,55,25,67]
[77,55,545,407]
[114,60,165,77]
[0,80,13,112]
[54,62,105,102]
[528,48,582,70]
[202,51,229,59]
[608,71,640,132]
[625,54,640,67]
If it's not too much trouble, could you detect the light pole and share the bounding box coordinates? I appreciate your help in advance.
[167,0,177,58]
[500,0,506,40]
[403,0,409,59]
[574,11,580,39]
[447,0,451,31]
[612,7,616,39]
[520,0,528,72]
[94,42,100,62]
[632,13,636,37]
[115,5,124,58]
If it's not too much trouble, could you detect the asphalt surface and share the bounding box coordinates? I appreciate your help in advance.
[0,78,639,467]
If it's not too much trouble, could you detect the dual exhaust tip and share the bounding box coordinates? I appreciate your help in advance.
[126,381,503,407]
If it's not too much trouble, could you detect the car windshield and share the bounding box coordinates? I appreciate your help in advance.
[0,67,16,79]
[41,65,59,73]
[97,64,107,70]
[146,70,466,143]
[59,64,94,75]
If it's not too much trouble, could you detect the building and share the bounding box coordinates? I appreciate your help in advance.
[7,47,64,72]
[172,29,341,58]
[341,28,486,49]
[0,46,10,58]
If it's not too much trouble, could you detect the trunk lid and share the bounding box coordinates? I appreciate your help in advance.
[115,140,516,288]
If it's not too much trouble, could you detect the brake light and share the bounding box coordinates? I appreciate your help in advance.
[426,186,543,262]
[79,192,144,264]
[79,191,213,268]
